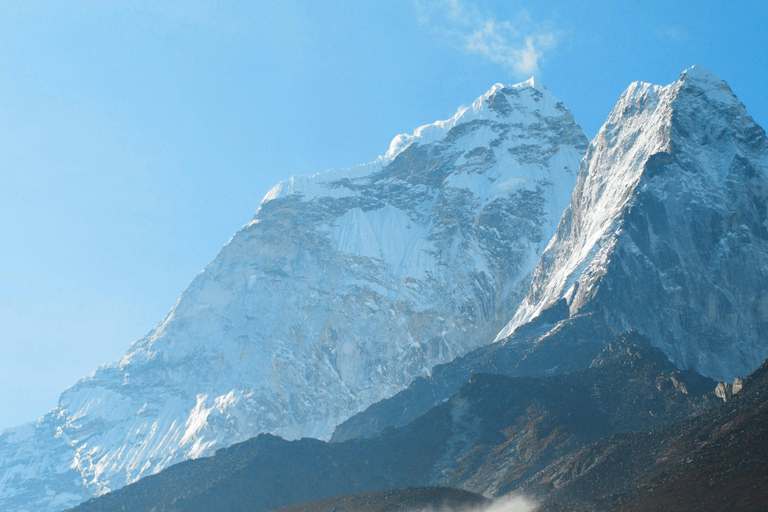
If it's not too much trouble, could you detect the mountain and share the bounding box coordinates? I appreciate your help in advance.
[66,332,717,512]
[332,66,768,442]
[499,65,768,382]
[0,80,587,511]
[523,355,768,511]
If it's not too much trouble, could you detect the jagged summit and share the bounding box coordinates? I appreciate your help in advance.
[681,64,732,88]
[382,78,564,162]
[265,78,575,203]
[0,81,587,511]
[497,67,768,382]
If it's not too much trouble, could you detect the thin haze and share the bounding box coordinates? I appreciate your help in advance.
[1,0,767,429]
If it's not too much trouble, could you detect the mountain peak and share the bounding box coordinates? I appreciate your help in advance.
[676,65,740,108]
[265,79,582,205]
[383,77,564,163]
[499,67,768,382]
[516,76,540,90]
[0,76,589,511]
[680,64,722,84]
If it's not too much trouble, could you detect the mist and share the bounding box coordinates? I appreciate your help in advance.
[415,494,538,512]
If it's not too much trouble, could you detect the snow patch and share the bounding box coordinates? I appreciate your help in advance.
[332,205,436,279]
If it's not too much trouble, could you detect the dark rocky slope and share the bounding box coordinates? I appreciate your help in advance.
[523,354,768,511]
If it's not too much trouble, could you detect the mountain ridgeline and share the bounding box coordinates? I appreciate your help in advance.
[8,67,768,512]
[333,66,768,442]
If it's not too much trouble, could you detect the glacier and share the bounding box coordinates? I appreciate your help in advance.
[498,66,768,382]
[0,79,587,511]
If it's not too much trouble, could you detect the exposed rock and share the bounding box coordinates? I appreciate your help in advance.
[715,381,733,402]
[522,354,768,512]
[733,376,744,394]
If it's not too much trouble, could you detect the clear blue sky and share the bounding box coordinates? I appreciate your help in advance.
[1,0,766,429]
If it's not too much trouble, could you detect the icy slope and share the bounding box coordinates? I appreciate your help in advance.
[498,66,768,381]
[0,80,587,511]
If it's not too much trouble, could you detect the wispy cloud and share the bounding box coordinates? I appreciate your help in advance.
[414,0,559,77]
[413,494,539,512]
[653,26,689,43]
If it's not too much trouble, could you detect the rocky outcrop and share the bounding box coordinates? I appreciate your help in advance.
[715,375,745,402]
[714,381,733,402]
[732,376,744,394]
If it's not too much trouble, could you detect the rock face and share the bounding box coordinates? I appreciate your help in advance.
[498,66,768,382]
[732,376,744,394]
[0,80,587,511]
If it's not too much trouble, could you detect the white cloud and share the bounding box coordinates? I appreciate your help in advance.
[413,493,539,512]
[415,0,559,77]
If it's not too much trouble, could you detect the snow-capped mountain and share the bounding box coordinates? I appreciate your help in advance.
[0,80,587,511]
[498,66,768,382]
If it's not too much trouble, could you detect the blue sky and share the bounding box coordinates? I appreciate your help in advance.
[1,0,767,429]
